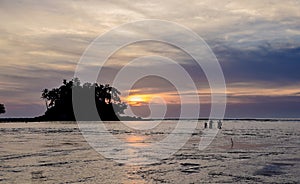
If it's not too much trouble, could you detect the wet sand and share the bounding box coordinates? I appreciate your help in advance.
[0,121,299,183]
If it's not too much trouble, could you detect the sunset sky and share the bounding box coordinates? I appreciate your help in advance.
[0,0,300,118]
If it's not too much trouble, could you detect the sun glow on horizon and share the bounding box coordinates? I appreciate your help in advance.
[126,95,150,106]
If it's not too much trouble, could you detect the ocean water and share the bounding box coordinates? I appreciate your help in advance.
[0,120,299,183]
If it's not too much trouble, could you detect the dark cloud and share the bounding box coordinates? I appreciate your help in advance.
[213,44,300,86]
[225,100,300,118]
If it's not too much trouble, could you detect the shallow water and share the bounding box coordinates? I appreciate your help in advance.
[0,120,299,183]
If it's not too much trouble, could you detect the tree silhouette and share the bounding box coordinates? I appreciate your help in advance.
[0,104,5,115]
[41,78,127,121]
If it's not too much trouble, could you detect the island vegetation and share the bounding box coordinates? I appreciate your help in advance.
[40,78,132,121]
[0,104,5,115]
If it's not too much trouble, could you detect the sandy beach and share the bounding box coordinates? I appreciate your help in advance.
[0,120,299,183]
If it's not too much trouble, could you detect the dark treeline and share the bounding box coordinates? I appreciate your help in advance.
[40,78,130,121]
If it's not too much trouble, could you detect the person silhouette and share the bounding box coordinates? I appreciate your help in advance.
[204,121,208,129]
[217,120,222,129]
[209,120,213,129]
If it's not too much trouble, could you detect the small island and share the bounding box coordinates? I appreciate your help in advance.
[0,78,142,122]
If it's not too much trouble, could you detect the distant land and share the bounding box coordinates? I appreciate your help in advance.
[1,117,299,123]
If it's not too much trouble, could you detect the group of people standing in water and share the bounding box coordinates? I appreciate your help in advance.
[204,120,222,129]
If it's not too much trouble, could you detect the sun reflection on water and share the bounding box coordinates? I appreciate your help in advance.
[125,135,148,147]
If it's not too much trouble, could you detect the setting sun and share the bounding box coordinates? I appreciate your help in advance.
[126,95,150,106]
